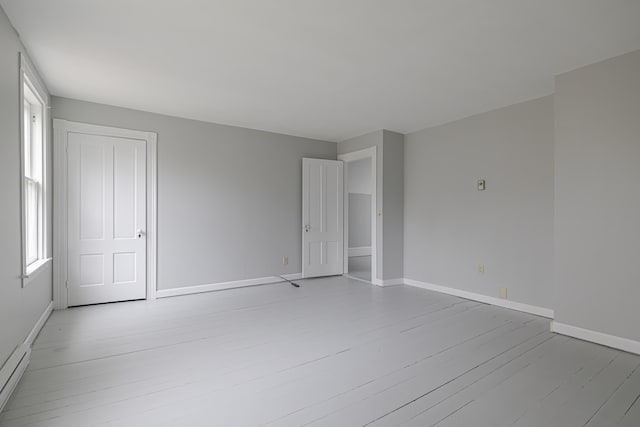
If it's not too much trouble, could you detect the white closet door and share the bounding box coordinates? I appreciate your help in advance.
[67,132,146,306]
[302,158,344,278]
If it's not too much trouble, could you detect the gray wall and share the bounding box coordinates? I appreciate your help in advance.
[52,97,336,290]
[347,158,372,195]
[382,130,404,280]
[348,194,371,248]
[347,157,372,250]
[0,8,52,369]
[554,50,640,341]
[404,96,554,308]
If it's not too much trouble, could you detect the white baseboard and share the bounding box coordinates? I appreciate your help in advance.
[551,321,640,356]
[348,247,372,257]
[372,278,404,287]
[344,275,402,287]
[344,274,373,284]
[156,273,303,298]
[25,302,53,347]
[403,278,554,319]
[1,301,52,412]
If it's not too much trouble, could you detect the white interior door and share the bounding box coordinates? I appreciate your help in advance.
[302,158,344,278]
[67,132,147,306]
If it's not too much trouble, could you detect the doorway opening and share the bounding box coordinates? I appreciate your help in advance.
[339,147,376,283]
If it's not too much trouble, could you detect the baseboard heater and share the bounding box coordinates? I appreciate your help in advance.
[0,344,31,413]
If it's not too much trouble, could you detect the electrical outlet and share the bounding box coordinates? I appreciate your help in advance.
[282,256,288,265]
[478,264,485,274]
[499,288,508,299]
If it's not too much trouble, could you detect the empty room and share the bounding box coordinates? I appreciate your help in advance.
[1,1,640,426]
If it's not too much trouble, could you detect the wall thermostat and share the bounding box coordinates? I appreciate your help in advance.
[477,179,486,191]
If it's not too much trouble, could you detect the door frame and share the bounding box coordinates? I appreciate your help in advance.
[53,120,158,309]
[338,146,377,284]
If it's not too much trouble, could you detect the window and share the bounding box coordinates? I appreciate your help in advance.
[21,54,49,280]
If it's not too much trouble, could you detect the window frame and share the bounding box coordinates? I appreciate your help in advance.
[20,53,50,284]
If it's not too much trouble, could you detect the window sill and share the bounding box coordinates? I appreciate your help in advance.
[23,257,52,286]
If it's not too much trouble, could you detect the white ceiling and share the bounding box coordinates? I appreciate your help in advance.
[2,1,640,142]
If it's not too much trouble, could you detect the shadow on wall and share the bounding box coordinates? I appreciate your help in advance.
[349,193,371,249]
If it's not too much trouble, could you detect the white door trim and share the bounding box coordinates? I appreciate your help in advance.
[53,120,157,309]
[338,146,377,284]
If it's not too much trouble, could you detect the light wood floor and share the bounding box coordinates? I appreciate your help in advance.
[1,276,639,426]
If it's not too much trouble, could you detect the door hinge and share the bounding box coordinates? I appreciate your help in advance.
[65,280,68,288]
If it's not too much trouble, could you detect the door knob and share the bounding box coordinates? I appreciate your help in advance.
[304,224,310,232]
[137,229,145,238]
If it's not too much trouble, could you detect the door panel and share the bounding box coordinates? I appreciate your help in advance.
[79,141,105,240]
[302,158,343,278]
[67,132,146,306]
[113,252,136,283]
[113,142,138,239]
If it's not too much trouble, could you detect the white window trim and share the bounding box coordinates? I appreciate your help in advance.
[53,120,158,309]
[20,53,51,286]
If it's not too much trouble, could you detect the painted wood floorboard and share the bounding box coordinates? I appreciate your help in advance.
[0,276,638,426]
